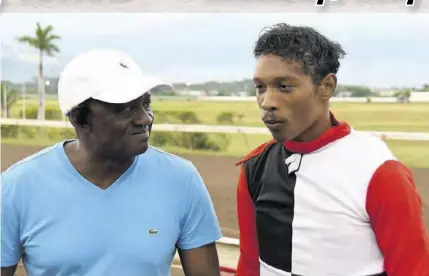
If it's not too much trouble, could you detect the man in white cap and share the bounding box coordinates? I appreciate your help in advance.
[1,49,223,276]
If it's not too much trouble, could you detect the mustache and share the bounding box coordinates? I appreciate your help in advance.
[262,112,281,122]
[131,124,152,135]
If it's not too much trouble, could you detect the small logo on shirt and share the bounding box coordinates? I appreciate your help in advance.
[119,62,128,69]
[285,154,303,174]
[148,229,159,235]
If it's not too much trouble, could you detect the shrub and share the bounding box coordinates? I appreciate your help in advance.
[153,110,200,124]
[19,104,63,120]
[2,127,230,153]
[45,106,63,120]
[216,112,235,125]
[150,131,229,152]
[176,111,200,124]
[208,133,231,151]
[1,125,76,140]
[1,125,19,138]
[19,105,38,119]
[151,110,230,151]
[150,131,175,147]
[152,110,168,124]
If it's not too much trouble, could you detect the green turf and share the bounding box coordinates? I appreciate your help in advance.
[2,133,428,168]
[10,99,429,132]
[153,101,429,132]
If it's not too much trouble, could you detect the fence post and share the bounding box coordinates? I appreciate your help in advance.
[3,84,8,118]
[22,83,26,119]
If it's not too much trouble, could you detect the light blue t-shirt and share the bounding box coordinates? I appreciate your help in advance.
[1,141,222,276]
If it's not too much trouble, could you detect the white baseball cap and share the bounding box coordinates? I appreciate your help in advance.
[57,48,171,115]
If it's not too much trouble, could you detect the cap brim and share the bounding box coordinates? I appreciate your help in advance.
[92,75,172,104]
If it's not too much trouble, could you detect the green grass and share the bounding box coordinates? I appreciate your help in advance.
[10,99,429,132]
[153,101,429,132]
[2,133,429,168]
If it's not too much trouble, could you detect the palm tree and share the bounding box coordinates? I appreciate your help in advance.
[17,22,61,120]
[1,81,19,118]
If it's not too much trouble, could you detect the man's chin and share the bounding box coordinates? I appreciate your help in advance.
[129,142,150,156]
[270,131,298,143]
[136,145,149,155]
[269,130,285,142]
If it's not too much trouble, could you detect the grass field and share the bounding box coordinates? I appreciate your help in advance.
[152,101,429,132]
[10,99,429,132]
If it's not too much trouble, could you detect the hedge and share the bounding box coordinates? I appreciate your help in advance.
[14,104,246,126]
[19,104,64,120]
[1,125,230,152]
[2,109,235,152]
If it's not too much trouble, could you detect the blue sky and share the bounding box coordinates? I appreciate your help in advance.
[1,13,428,88]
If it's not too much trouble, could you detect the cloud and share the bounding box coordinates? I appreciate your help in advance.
[17,54,60,66]
[1,41,61,65]
[158,65,253,83]
[0,13,193,42]
[1,13,193,65]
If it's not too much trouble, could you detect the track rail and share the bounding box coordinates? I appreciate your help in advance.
[2,118,429,141]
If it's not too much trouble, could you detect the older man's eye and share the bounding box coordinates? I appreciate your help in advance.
[119,106,131,112]
[114,106,131,113]
[143,99,152,110]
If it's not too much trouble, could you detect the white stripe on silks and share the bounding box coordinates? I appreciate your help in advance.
[260,259,292,276]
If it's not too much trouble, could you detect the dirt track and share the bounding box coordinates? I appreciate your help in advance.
[1,144,428,275]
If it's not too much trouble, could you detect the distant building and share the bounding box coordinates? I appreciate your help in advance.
[237,91,248,97]
[410,91,429,102]
[207,90,218,96]
[176,90,207,97]
[377,90,396,97]
[336,91,352,97]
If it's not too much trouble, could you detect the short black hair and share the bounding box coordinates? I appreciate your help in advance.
[66,98,93,126]
[66,98,92,117]
[254,23,346,83]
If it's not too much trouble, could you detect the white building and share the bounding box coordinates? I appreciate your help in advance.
[410,91,429,102]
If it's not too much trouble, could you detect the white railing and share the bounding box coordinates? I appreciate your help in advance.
[218,237,240,246]
[1,118,429,141]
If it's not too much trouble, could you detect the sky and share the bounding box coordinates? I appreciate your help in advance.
[1,13,428,88]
